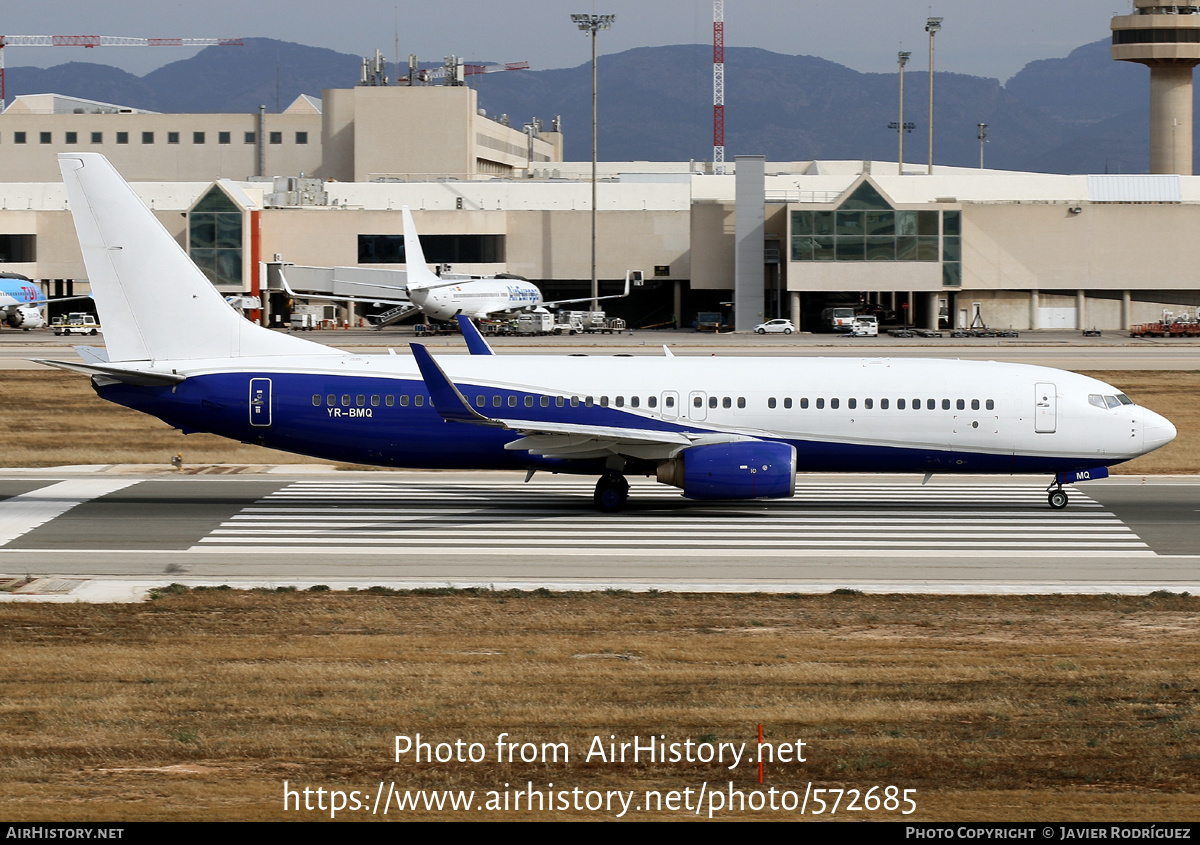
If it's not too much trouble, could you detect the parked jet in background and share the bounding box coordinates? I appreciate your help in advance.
[280,206,634,325]
[37,154,1176,511]
[1,272,92,330]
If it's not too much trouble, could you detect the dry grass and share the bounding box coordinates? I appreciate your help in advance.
[4,370,331,467]
[1,589,1198,821]
[3,369,1199,472]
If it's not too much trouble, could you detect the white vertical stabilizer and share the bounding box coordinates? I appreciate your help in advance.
[58,153,328,363]
[401,205,443,291]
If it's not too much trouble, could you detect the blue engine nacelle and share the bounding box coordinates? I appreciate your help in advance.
[657,441,797,500]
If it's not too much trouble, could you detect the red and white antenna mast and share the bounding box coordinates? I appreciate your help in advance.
[713,0,725,174]
[0,35,243,107]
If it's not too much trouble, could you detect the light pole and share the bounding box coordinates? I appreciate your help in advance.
[926,16,942,176]
[571,13,615,310]
[977,122,988,169]
[897,51,911,174]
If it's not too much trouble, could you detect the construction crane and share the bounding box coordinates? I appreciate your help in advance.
[400,55,530,86]
[0,35,243,106]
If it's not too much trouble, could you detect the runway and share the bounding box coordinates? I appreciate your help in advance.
[2,469,1197,599]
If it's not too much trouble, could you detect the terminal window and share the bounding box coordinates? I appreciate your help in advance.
[219,131,231,144]
[0,234,36,263]
[168,132,180,144]
[358,233,506,264]
[142,132,154,144]
[40,132,51,144]
[269,132,282,144]
[188,186,243,287]
[295,131,308,144]
[791,179,962,285]
[91,132,103,144]
[244,132,255,144]
[13,132,25,144]
[194,132,205,144]
[117,132,128,144]
[65,132,77,145]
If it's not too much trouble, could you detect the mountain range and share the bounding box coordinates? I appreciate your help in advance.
[1,36,1166,174]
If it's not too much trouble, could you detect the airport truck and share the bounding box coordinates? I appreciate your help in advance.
[52,312,101,336]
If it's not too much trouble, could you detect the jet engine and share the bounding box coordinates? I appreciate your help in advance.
[5,305,45,330]
[657,441,797,500]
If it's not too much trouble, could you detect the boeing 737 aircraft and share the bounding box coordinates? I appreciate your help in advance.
[37,154,1177,511]
[0,274,45,329]
[1,272,93,330]
[280,206,632,324]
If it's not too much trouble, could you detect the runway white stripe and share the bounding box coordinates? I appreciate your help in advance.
[194,479,1150,557]
[0,479,138,547]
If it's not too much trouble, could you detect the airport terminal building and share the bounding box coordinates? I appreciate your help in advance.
[1,83,1197,332]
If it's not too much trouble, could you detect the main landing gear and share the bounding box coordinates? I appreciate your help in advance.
[1047,481,1069,510]
[594,472,630,512]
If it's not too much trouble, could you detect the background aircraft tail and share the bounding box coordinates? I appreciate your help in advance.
[58,153,326,363]
[401,206,445,292]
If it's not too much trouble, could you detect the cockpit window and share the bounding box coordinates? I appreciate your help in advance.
[1089,394,1107,410]
[1105,395,1121,409]
[1116,394,1134,406]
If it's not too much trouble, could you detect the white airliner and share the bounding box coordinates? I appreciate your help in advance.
[38,154,1176,511]
[280,206,632,324]
[1,273,93,330]
[0,274,46,329]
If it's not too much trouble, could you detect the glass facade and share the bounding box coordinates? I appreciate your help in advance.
[189,186,243,287]
[791,181,961,286]
[358,234,506,264]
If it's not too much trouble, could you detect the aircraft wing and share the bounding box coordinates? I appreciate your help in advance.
[410,343,750,461]
[541,270,641,309]
[278,271,411,307]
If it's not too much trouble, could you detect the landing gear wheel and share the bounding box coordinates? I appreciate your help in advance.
[1048,489,1068,510]
[594,473,630,513]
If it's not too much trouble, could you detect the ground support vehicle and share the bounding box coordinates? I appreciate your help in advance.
[580,312,625,334]
[1130,318,1200,338]
[413,322,459,336]
[552,312,585,335]
[52,313,100,336]
[516,313,554,336]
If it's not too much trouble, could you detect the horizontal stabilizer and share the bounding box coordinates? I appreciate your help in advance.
[34,358,186,386]
[74,346,110,364]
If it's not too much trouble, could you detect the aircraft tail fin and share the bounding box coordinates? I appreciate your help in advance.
[401,206,444,292]
[58,153,328,363]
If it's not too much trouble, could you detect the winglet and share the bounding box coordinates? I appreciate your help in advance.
[409,343,502,426]
[456,315,495,355]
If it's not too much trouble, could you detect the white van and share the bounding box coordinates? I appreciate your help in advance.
[850,315,878,337]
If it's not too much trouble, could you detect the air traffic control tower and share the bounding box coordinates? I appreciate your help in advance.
[1112,2,1200,175]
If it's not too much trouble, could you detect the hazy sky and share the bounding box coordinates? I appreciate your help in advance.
[2,0,1131,82]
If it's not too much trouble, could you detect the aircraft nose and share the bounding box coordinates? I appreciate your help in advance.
[1142,407,1177,454]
